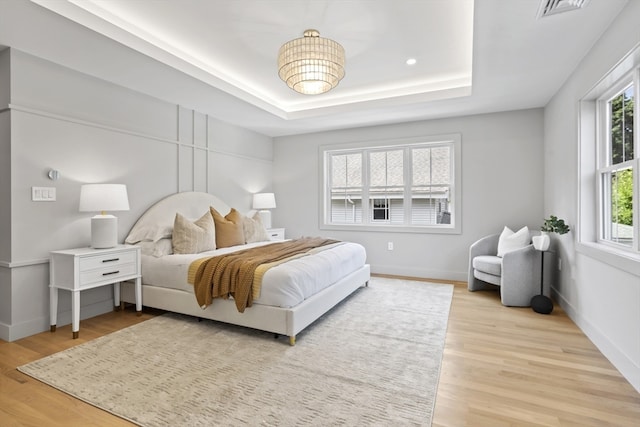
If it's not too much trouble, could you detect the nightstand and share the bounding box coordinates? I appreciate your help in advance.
[49,245,142,339]
[266,228,285,241]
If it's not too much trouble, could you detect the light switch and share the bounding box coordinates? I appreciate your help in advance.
[32,187,56,201]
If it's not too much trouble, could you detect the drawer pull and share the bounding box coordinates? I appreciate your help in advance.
[102,258,120,263]
[102,271,120,276]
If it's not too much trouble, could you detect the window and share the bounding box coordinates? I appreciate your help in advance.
[322,135,461,233]
[372,198,390,221]
[597,81,637,249]
[580,53,640,272]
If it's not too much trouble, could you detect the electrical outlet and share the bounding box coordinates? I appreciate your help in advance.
[387,242,394,251]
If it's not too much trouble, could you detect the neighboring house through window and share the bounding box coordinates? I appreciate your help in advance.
[321,134,461,234]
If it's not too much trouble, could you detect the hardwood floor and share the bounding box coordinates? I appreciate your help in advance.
[432,282,640,427]
[2,283,639,426]
[0,306,157,427]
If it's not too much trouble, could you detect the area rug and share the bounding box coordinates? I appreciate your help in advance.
[18,277,453,426]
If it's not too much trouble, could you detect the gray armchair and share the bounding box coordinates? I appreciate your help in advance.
[468,231,542,306]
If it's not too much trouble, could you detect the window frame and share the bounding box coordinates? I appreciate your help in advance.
[319,134,462,234]
[596,77,637,250]
[578,49,640,276]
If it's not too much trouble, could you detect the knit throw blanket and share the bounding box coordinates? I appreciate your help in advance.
[188,237,340,313]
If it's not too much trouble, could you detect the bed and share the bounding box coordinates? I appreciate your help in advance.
[119,191,370,345]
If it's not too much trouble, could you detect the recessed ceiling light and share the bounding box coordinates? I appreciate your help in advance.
[406,58,417,66]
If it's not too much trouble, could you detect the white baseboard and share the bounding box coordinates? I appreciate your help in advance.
[553,288,640,394]
[0,317,49,342]
[0,321,9,342]
[370,264,467,282]
[0,300,115,342]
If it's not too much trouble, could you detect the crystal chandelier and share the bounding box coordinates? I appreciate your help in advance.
[277,29,345,95]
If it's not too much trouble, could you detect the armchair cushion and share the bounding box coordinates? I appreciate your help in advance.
[472,255,502,276]
[497,226,530,257]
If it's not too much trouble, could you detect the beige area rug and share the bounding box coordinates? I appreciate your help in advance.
[18,277,453,426]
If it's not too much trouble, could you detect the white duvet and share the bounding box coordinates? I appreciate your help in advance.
[140,240,367,308]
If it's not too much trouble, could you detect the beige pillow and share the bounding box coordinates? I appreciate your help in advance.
[210,207,245,248]
[172,212,216,254]
[243,212,270,243]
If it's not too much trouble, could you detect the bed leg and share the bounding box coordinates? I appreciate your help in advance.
[289,336,296,346]
[365,281,369,287]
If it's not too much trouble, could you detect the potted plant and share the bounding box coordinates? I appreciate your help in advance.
[541,215,570,235]
[533,215,570,250]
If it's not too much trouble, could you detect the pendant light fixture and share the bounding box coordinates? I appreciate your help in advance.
[278,29,345,95]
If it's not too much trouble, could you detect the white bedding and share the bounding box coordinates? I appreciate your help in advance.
[140,240,367,308]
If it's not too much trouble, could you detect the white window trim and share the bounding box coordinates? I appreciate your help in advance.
[596,77,638,250]
[578,45,640,277]
[319,134,462,234]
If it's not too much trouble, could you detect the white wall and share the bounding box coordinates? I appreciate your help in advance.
[0,0,272,135]
[0,48,273,341]
[0,48,11,328]
[273,109,545,281]
[544,1,640,392]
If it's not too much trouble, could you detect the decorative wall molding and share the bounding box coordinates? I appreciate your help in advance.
[0,258,49,268]
[9,103,272,163]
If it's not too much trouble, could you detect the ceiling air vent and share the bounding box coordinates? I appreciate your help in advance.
[537,0,590,18]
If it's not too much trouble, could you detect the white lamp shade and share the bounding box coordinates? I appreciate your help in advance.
[79,184,130,213]
[252,193,276,210]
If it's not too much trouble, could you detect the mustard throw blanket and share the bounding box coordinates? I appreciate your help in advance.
[188,237,340,312]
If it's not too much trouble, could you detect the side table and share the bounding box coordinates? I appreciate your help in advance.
[49,245,142,338]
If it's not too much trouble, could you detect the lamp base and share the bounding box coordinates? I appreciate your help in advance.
[531,294,553,314]
[91,215,118,248]
[257,210,272,229]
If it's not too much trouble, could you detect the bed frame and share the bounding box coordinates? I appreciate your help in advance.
[120,192,370,345]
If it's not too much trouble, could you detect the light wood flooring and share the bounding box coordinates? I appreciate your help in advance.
[1,281,639,426]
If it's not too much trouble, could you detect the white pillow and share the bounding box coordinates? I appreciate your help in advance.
[138,239,174,257]
[497,226,530,257]
[125,224,173,244]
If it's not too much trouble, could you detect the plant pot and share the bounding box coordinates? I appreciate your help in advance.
[532,233,550,251]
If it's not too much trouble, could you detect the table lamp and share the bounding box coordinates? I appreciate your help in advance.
[252,192,276,229]
[79,184,130,248]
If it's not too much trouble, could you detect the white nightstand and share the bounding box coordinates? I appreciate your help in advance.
[49,245,142,339]
[267,228,286,241]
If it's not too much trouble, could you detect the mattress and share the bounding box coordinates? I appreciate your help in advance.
[140,240,367,308]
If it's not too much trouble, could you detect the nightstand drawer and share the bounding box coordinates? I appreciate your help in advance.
[79,250,137,271]
[79,262,138,286]
[267,228,285,241]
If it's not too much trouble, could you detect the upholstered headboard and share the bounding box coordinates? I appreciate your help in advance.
[125,192,232,244]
